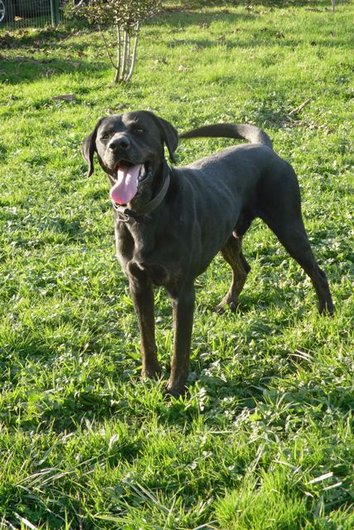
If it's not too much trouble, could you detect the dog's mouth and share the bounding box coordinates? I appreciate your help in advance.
[110,161,152,206]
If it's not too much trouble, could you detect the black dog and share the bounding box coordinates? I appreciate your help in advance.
[82,110,333,396]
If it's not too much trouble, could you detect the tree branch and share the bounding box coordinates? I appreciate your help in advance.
[98,24,118,72]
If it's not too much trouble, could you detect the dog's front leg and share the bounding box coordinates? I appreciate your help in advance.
[128,263,161,380]
[166,284,196,397]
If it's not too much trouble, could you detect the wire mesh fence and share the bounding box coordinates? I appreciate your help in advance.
[0,0,62,30]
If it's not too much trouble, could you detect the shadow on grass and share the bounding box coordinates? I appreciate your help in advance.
[0,26,79,49]
[166,34,343,50]
[160,3,338,25]
[158,379,354,432]
[0,26,110,84]
[2,307,350,435]
[158,6,342,50]
[163,0,335,10]
[0,54,107,85]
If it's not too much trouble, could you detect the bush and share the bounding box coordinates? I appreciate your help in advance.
[66,0,162,83]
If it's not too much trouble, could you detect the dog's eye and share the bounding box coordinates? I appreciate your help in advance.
[100,132,111,141]
[132,125,145,134]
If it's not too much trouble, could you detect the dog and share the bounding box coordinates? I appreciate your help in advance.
[82,110,334,396]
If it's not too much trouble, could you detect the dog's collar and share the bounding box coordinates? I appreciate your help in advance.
[113,166,171,222]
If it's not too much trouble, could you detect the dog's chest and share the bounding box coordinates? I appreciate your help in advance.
[115,219,184,286]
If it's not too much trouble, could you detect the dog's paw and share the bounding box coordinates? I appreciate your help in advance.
[319,300,335,316]
[141,363,162,380]
[214,299,239,314]
[164,381,186,399]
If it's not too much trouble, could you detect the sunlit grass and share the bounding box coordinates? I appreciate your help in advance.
[0,1,353,527]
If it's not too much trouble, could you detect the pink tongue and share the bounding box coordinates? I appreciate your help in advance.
[110,165,142,205]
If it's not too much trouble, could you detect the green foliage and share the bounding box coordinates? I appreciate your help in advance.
[66,0,162,31]
[0,1,353,528]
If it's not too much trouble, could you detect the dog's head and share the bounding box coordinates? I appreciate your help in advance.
[82,111,178,206]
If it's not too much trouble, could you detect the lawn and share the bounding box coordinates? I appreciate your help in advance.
[0,1,353,528]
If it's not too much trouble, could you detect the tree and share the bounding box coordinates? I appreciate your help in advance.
[67,0,162,83]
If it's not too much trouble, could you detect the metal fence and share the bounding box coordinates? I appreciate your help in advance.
[0,0,61,30]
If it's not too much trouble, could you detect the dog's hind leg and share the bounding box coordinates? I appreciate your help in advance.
[216,234,251,313]
[262,215,334,315]
[256,164,334,314]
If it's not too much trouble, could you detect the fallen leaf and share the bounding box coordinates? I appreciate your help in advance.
[52,94,76,101]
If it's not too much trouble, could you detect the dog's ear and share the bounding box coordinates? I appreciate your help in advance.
[157,116,179,162]
[81,118,104,177]
[147,113,179,163]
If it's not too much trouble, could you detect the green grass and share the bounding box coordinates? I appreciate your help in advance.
[0,1,353,528]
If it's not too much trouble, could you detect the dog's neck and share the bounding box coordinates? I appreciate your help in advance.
[114,160,171,221]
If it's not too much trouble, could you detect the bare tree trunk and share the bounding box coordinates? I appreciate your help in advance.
[125,23,140,83]
[120,29,130,83]
[98,21,141,84]
[114,25,122,83]
[124,30,131,82]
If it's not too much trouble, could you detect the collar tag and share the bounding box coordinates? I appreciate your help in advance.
[113,203,131,222]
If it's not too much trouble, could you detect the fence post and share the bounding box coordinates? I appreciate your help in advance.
[50,0,60,26]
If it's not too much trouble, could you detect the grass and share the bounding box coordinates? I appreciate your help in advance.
[0,1,353,528]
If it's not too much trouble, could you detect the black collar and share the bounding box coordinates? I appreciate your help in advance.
[113,164,171,222]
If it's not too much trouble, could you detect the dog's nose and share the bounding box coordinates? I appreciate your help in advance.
[108,136,130,151]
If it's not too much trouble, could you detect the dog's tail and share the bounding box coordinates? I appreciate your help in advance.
[179,123,273,150]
